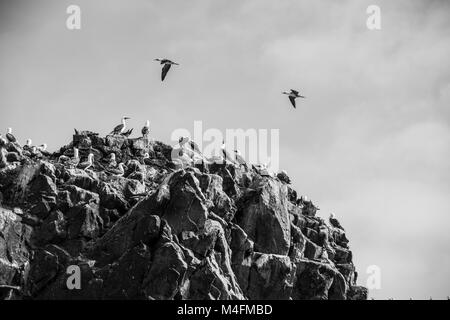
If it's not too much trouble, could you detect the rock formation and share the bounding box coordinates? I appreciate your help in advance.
[0,131,367,300]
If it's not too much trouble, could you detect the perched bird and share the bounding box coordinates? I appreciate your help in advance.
[38,144,48,152]
[154,58,179,81]
[221,141,236,164]
[282,89,305,108]
[74,128,80,135]
[78,153,95,171]
[106,162,125,176]
[329,213,345,231]
[142,120,150,138]
[23,139,33,151]
[6,128,17,143]
[67,148,80,167]
[234,150,248,168]
[122,128,133,137]
[59,147,79,165]
[106,153,117,169]
[110,117,130,135]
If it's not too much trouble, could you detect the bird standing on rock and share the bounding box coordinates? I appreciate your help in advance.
[106,163,125,176]
[329,213,345,231]
[78,153,94,171]
[142,120,150,138]
[282,89,305,108]
[110,117,130,135]
[154,58,179,81]
[6,128,17,143]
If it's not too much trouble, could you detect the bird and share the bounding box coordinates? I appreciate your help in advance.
[154,58,179,81]
[106,163,125,176]
[329,213,345,231]
[66,148,80,167]
[78,153,94,171]
[234,150,248,168]
[282,89,305,108]
[122,128,133,137]
[221,141,236,165]
[5,128,17,143]
[110,117,130,135]
[23,139,33,151]
[106,153,117,169]
[38,144,47,152]
[142,120,150,138]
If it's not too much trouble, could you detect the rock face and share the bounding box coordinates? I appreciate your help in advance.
[0,131,367,300]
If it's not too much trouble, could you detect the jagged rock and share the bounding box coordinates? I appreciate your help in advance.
[0,131,366,300]
[236,177,291,255]
[247,253,296,300]
[0,208,31,288]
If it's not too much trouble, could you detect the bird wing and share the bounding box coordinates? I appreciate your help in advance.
[161,64,172,81]
[289,96,296,108]
[291,89,299,95]
[111,124,124,134]
[6,133,16,143]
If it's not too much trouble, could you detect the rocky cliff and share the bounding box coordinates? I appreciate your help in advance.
[0,131,367,300]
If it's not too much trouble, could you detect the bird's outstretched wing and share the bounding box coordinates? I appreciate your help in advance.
[290,89,299,95]
[161,64,172,81]
[289,96,296,108]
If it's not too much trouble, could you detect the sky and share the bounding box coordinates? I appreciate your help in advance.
[1,0,449,299]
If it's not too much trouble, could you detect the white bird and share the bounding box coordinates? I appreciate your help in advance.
[154,58,179,81]
[106,162,125,176]
[142,120,150,137]
[67,148,80,167]
[110,117,130,135]
[23,139,33,151]
[38,144,48,152]
[106,153,117,168]
[234,150,247,168]
[221,141,236,164]
[6,128,16,143]
[78,153,94,171]
[282,89,305,108]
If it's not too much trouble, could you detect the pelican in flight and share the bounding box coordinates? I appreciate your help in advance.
[282,89,305,108]
[78,153,94,171]
[110,117,130,135]
[142,120,150,138]
[154,58,179,81]
[6,128,16,143]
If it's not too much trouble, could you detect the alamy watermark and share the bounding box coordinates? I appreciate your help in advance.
[170,121,280,172]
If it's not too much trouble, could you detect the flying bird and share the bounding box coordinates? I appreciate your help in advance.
[282,89,305,108]
[154,58,179,81]
[110,117,130,135]
[5,128,16,143]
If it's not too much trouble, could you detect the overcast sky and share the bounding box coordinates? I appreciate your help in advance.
[1,0,449,299]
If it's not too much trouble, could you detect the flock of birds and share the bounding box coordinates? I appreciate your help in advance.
[0,58,352,230]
